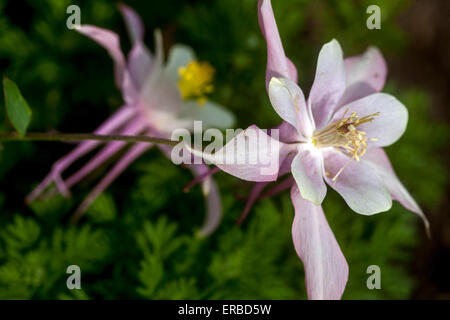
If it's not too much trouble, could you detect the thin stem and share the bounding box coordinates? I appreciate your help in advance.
[0,132,179,146]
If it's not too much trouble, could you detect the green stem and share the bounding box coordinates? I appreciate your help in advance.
[0,132,178,146]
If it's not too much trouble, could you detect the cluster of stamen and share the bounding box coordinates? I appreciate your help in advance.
[312,109,380,182]
[178,61,215,106]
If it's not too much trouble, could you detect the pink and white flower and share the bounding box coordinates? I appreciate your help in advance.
[26,4,234,236]
[193,0,429,299]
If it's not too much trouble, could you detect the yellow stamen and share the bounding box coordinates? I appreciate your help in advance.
[311,110,380,182]
[178,61,215,106]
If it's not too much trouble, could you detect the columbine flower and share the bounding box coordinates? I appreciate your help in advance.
[26,4,234,236]
[192,0,429,299]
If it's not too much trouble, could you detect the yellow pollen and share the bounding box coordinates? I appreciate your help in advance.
[178,61,215,106]
[311,110,380,182]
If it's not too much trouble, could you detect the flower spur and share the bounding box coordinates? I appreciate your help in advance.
[26,4,234,236]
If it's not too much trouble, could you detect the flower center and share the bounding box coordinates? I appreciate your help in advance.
[311,109,380,181]
[178,61,215,106]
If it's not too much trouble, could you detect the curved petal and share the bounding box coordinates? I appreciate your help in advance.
[153,140,223,237]
[187,125,284,182]
[76,25,126,90]
[119,3,144,44]
[140,30,167,102]
[120,5,152,90]
[364,147,430,234]
[323,149,392,215]
[164,45,196,84]
[338,46,387,106]
[198,178,221,237]
[178,100,235,130]
[291,185,348,300]
[332,93,408,147]
[309,39,346,129]
[258,0,297,90]
[291,145,326,205]
[268,77,314,139]
[128,43,152,90]
[76,25,138,104]
[188,164,222,237]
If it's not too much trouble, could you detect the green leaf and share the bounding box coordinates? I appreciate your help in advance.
[3,77,32,136]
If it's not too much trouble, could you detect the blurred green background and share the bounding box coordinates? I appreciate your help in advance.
[0,0,449,299]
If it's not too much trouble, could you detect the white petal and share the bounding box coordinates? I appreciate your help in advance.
[164,44,196,84]
[269,77,314,139]
[178,100,235,130]
[309,39,346,129]
[291,145,326,205]
[332,93,408,147]
[323,149,392,215]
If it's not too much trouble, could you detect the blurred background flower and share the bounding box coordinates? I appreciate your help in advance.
[0,0,448,299]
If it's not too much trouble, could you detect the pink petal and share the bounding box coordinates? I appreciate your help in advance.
[323,149,392,215]
[76,25,126,90]
[291,145,326,205]
[140,30,164,90]
[118,3,144,43]
[119,4,153,90]
[309,39,346,129]
[332,93,408,147]
[187,164,222,237]
[258,0,297,90]
[364,147,430,234]
[26,106,136,203]
[157,142,223,237]
[268,77,314,139]
[128,42,152,90]
[76,25,138,104]
[187,125,285,182]
[198,178,221,237]
[339,46,387,106]
[291,184,348,300]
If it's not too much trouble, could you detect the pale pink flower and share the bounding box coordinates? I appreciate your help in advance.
[194,0,429,299]
[26,4,234,236]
